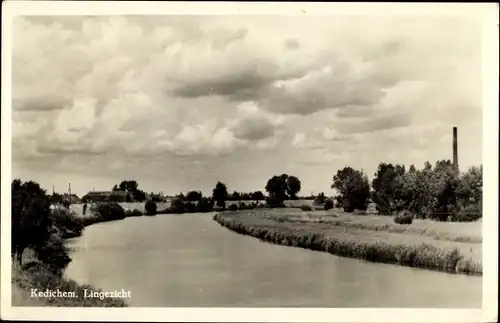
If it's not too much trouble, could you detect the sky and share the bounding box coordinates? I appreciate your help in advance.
[11,15,483,197]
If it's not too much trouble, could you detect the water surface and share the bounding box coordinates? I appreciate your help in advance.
[65,213,482,307]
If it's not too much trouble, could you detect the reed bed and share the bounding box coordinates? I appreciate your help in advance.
[213,213,482,276]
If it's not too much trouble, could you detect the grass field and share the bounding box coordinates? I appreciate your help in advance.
[213,208,482,275]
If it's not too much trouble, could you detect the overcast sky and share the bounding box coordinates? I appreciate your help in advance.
[11,15,483,197]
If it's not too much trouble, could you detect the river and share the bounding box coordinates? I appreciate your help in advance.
[64,213,482,307]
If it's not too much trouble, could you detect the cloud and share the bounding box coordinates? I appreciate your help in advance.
[11,15,483,196]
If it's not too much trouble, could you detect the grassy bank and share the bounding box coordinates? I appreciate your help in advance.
[255,209,482,244]
[12,250,127,307]
[213,210,482,276]
[12,203,132,307]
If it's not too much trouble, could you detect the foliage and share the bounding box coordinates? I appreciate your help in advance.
[111,180,146,202]
[371,160,482,222]
[324,198,334,210]
[331,167,371,212]
[184,201,197,213]
[11,179,53,264]
[49,208,84,239]
[286,176,301,199]
[228,204,239,211]
[145,200,157,215]
[231,191,241,201]
[394,211,414,225]
[265,174,289,204]
[186,191,203,202]
[212,181,229,209]
[450,204,482,222]
[196,197,214,213]
[372,163,407,215]
[265,195,286,208]
[91,202,126,221]
[300,205,313,211]
[125,209,143,217]
[313,192,326,205]
[169,198,186,214]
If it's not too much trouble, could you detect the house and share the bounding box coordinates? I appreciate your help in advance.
[82,191,132,203]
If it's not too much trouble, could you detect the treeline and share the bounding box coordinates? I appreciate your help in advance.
[12,179,82,274]
[331,160,482,222]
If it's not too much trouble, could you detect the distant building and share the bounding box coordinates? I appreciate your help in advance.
[82,191,132,203]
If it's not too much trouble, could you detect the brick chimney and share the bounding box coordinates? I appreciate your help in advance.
[453,126,458,168]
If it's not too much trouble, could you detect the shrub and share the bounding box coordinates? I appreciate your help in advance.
[196,197,214,213]
[92,202,126,221]
[34,233,72,276]
[49,208,84,239]
[238,202,247,210]
[184,201,197,213]
[169,198,185,214]
[394,211,413,225]
[125,209,143,217]
[265,195,286,208]
[451,204,482,222]
[228,204,239,211]
[145,200,157,215]
[313,193,326,205]
[300,205,312,211]
[324,198,334,210]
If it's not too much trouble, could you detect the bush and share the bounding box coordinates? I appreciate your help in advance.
[451,204,482,222]
[184,201,197,213]
[145,200,157,215]
[92,202,126,221]
[228,204,239,211]
[324,198,334,210]
[34,233,72,276]
[196,198,214,213]
[169,198,185,214]
[265,195,286,208]
[300,205,312,211]
[238,202,247,210]
[49,208,84,239]
[394,211,413,225]
[125,209,143,217]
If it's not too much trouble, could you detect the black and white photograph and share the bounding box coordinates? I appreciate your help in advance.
[1,2,498,322]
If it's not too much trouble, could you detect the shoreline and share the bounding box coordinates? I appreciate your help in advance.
[11,212,130,307]
[212,212,482,276]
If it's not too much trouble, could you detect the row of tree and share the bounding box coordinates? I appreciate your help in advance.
[330,160,482,221]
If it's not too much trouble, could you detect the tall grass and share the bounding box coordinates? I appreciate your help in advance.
[213,213,481,276]
[12,260,127,307]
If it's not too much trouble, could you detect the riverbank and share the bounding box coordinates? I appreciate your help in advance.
[11,206,130,307]
[213,210,482,276]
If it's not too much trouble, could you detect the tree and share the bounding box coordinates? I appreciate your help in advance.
[265,174,289,203]
[286,176,301,200]
[251,191,265,201]
[212,181,229,209]
[186,190,203,202]
[118,180,139,192]
[11,179,52,265]
[231,191,241,201]
[331,167,371,212]
[371,163,407,215]
[314,192,326,205]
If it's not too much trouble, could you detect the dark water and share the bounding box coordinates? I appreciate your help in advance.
[65,213,482,307]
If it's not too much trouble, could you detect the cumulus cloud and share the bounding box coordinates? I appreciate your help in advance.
[11,14,483,195]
